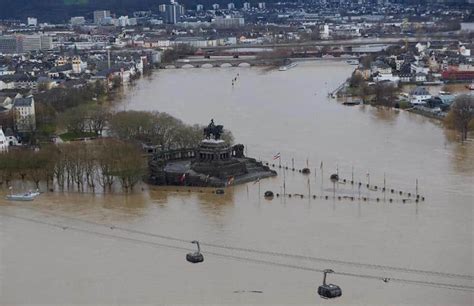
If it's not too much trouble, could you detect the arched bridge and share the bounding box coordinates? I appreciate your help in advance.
[163,57,279,69]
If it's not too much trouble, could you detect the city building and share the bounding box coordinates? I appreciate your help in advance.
[0,36,20,54]
[13,96,36,132]
[70,16,86,26]
[410,87,431,105]
[72,56,84,74]
[93,10,111,24]
[228,3,235,10]
[212,3,220,10]
[243,2,251,10]
[196,4,204,11]
[258,2,266,9]
[213,17,245,28]
[159,4,167,12]
[161,1,185,24]
[27,17,38,27]
[117,16,130,27]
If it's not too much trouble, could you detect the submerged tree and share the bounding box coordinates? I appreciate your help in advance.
[445,94,474,142]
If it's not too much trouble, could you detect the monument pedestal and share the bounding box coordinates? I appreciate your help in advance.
[192,139,247,179]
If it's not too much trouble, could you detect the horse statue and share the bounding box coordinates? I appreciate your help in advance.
[203,119,224,140]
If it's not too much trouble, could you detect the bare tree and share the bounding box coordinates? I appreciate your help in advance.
[445,95,474,142]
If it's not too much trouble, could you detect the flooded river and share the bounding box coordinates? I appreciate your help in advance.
[1,62,473,305]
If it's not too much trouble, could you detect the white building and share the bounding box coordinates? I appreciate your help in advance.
[410,87,431,105]
[213,16,245,28]
[27,17,38,27]
[13,96,36,132]
[243,2,251,10]
[70,16,86,26]
[212,3,220,10]
[0,127,8,152]
[320,24,330,39]
[72,56,85,74]
[228,3,235,10]
[196,4,204,11]
[258,2,266,9]
[93,10,111,24]
[116,16,129,27]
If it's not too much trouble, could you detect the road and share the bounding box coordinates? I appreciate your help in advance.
[201,36,456,50]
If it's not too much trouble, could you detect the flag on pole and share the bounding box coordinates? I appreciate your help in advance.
[180,173,186,183]
[273,152,281,160]
[226,176,235,187]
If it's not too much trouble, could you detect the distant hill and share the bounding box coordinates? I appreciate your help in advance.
[1,0,470,23]
[0,0,283,23]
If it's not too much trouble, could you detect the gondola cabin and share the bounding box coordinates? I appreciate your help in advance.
[318,269,342,299]
[318,283,342,299]
[186,252,204,263]
[186,240,204,263]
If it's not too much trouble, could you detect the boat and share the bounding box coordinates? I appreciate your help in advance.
[342,98,362,106]
[342,100,361,106]
[346,59,359,65]
[279,62,297,71]
[6,190,40,201]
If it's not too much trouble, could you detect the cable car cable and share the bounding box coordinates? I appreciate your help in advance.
[1,212,473,293]
[5,205,474,281]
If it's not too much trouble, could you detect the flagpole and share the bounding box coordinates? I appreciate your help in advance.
[308,177,311,198]
[351,165,354,182]
[283,167,286,197]
[320,161,324,195]
[416,178,418,198]
[292,158,294,170]
[383,172,386,201]
[258,179,261,197]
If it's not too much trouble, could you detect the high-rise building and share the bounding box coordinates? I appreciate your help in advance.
[162,1,185,24]
[228,3,235,10]
[213,16,245,28]
[258,2,266,9]
[93,10,111,24]
[159,4,167,12]
[18,35,41,52]
[165,4,178,24]
[196,4,204,11]
[243,2,251,10]
[0,35,53,53]
[212,3,220,10]
[0,36,19,54]
[40,35,53,50]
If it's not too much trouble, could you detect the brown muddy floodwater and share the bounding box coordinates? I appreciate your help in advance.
[1,61,473,305]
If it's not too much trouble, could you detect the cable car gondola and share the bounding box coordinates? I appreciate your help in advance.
[186,240,204,263]
[318,269,342,299]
